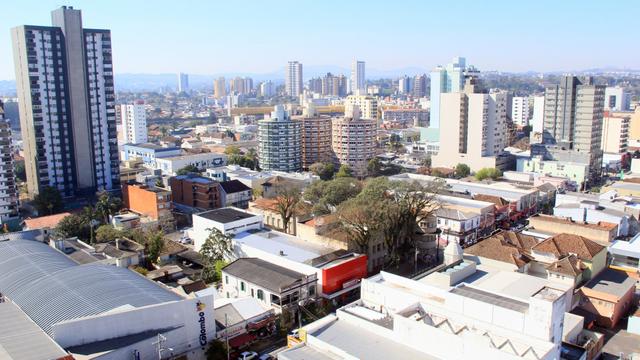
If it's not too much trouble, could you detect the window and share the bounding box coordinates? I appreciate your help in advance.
[251,289,255,297]
[309,286,316,297]
[225,275,228,284]
[241,282,245,291]
[257,289,264,300]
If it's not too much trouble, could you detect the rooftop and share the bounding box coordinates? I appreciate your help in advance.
[531,233,605,261]
[23,212,71,229]
[609,233,640,257]
[529,214,618,231]
[450,284,529,313]
[197,207,257,223]
[222,258,309,293]
[234,228,337,264]
[464,231,537,268]
[126,142,179,151]
[582,268,636,298]
[219,179,252,194]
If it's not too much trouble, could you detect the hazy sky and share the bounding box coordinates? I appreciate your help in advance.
[1,0,639,80]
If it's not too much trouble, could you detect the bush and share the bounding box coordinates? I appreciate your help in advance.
[475,167,502,181]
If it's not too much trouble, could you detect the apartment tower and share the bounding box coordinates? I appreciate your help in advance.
[258,105,302,172]
[0,101,19,222]
[285,61,303,97]
[119,101,148,144]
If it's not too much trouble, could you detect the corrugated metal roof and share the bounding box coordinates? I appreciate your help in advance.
[0,240,183,335]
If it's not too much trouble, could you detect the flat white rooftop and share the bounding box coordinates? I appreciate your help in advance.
[610,233,640,257]
[233,229,337,264]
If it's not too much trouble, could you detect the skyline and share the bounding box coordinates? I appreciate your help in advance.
[2,0,640,81]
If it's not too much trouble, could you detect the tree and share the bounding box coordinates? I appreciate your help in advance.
[454,163,471,178]
[303,177,362,215]
[14,161,26,182]
[336,197,383,254]
[144,230,165,265]
[94,191,122,224]
[335,164,353,178]
[95,224,122,243]
[420,156,432,169]
[273,187,301,233]
[367,158,383,177]
[199,228,234,283]
[176,164,199,175]
[309,162,335,181]
[154,178,164,188]
[33,186,63,215]
[475,167,502,181]
[223,145,241,156]
[55,214,90,240]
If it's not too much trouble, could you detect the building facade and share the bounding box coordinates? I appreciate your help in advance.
[351,60,365,94]
[177,72,188,92]
[601,114,630,154]
[121,183,172,221]
[169,174,221,210]
[511,96,531,127]
[285,61,303,97]
[12,6,119,197]
[331,107,377,178]
[295,114,332,169]
[429,57,468,129]
[0,101,19,222]
[214,77,226,98]
[344,95,378,122]
[119,101,147,144]
[604,86,630,112]
[258,105,302,172]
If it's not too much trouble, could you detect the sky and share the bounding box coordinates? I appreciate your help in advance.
[1,0,639,80]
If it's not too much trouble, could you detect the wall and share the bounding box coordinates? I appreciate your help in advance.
[321,255,367,294]
[528,216,616,244]
[122,184,165,220]
[191,213,263,251]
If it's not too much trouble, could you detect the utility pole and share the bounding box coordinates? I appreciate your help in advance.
[225,314,230,360]
[152,333,173,360]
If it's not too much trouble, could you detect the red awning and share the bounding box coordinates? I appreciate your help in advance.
[229,333,255,348]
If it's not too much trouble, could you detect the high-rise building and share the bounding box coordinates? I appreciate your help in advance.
[294,103,332,169]
[308,77,323,94]
[344,95,378,122]
[604,86,630,111]
[530,96,545,143]
[230,76,245,95]
[543,76,605,179]
[332,106,377,178]
[432,77,510,172]
[259,81,274,97]
[413,74,428,97]
[285,61,303,97]
[214,77,226,98]
[351,60,365,94]
[429,57,469,129]
[243,77,253,94]
[602,114,630,154]
[178,72,189,92]
[398,75,411,94]
[12,6,120,197]
[119,101,148,144]
[258,105,302,172]
[511,96,531,127]
[0,101,19,222]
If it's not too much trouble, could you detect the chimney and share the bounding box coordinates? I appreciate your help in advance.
[279,250,286,256]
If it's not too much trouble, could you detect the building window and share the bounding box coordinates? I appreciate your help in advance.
[225,275,228,284]
[241,281,245,291]
[251,289,255,297]
[257,289,264,300]
[309,286,316,297]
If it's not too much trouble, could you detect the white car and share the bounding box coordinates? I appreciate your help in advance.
[238,351,258,360]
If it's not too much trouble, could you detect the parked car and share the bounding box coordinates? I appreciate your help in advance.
[238,351,258,360]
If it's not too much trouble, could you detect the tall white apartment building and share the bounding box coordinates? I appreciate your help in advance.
[430,57,468,129]
[259,81,274,97]
[12,6,120,197]
[511,96,531,126]
[285,61,303,97]
[178,72,189,92]
[344,94,378,122]
[398,75,411,94]
[604,86,630,111]
[432,81,510,172]
[0,101,19,222]
[119,101,147,144]
[530,96,545,143]
[258,105,302,172]
[351,60,366,94]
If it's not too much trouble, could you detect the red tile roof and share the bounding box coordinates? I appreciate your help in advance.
[531,233,605,261]
[23,212,72,230]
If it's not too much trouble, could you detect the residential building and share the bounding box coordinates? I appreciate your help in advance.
[214,77,226,98]
[527,214,617,245]
[294,110,332,169]
[0,240,215,360]
[243,77,253,94]
[344,94,378,122]
[331,106,377,178]
[119,100,147,144]
[249,197,296,234]
[351,60,365,94]
[177,72,188,92]
[398,75,411,94]
[601,114,630,154]
[169,174,221,210]
[382,108,430,127]
[229,76,245,95]
[153,152,227,175]
[553,201,636,238]
[543,76,605,182]
[429,56,469,129]
[412,73,427,97]
[603,86,630,111]
[530,95,545,143]
[578,269,636,328]
[319,72,346,97]
[219,179,252,209]
[280,269,567,360]
[259,80,274,97]
[609,233,640,280]
[432,79,510,172]
[0,101,19,222]
[258,105,302,172]
[511,96,531,127]
[285,61,303,97]
[517,156,589,190]
[221,258,318,313]
[12,6,120,196]
[122,143,181,165]
[23,212,71,231]
[121,183,172,221]
[430,194,496,247]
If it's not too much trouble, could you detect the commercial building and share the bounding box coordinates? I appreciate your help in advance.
[0,240,215,359]
[601,113,630,154]
[603,86,630,111]
[331,107,377,178]
[608,232,640,279]
[213,77,226,98]
[517,156,589,191]
[121,183,172,221]
[432,78,510,172]
[412,74,427,97]
[153,151,227,175]
[122,143,182,165]
[527,214,617,245]
[285,61,303,97]
[578,269,636,328]
[543,76,605,182]
[213,297,276,346]
[170,174,221,210]
[343,94,378,122]
[118,100,147,144]
[294,107,332,169]
[511,96,531,127]
[178,72,189,92]
[258,105,302,172]
[0,101,19,222]
[382,108,430,127]
[351,60,366,94]
[12,6,120,196]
